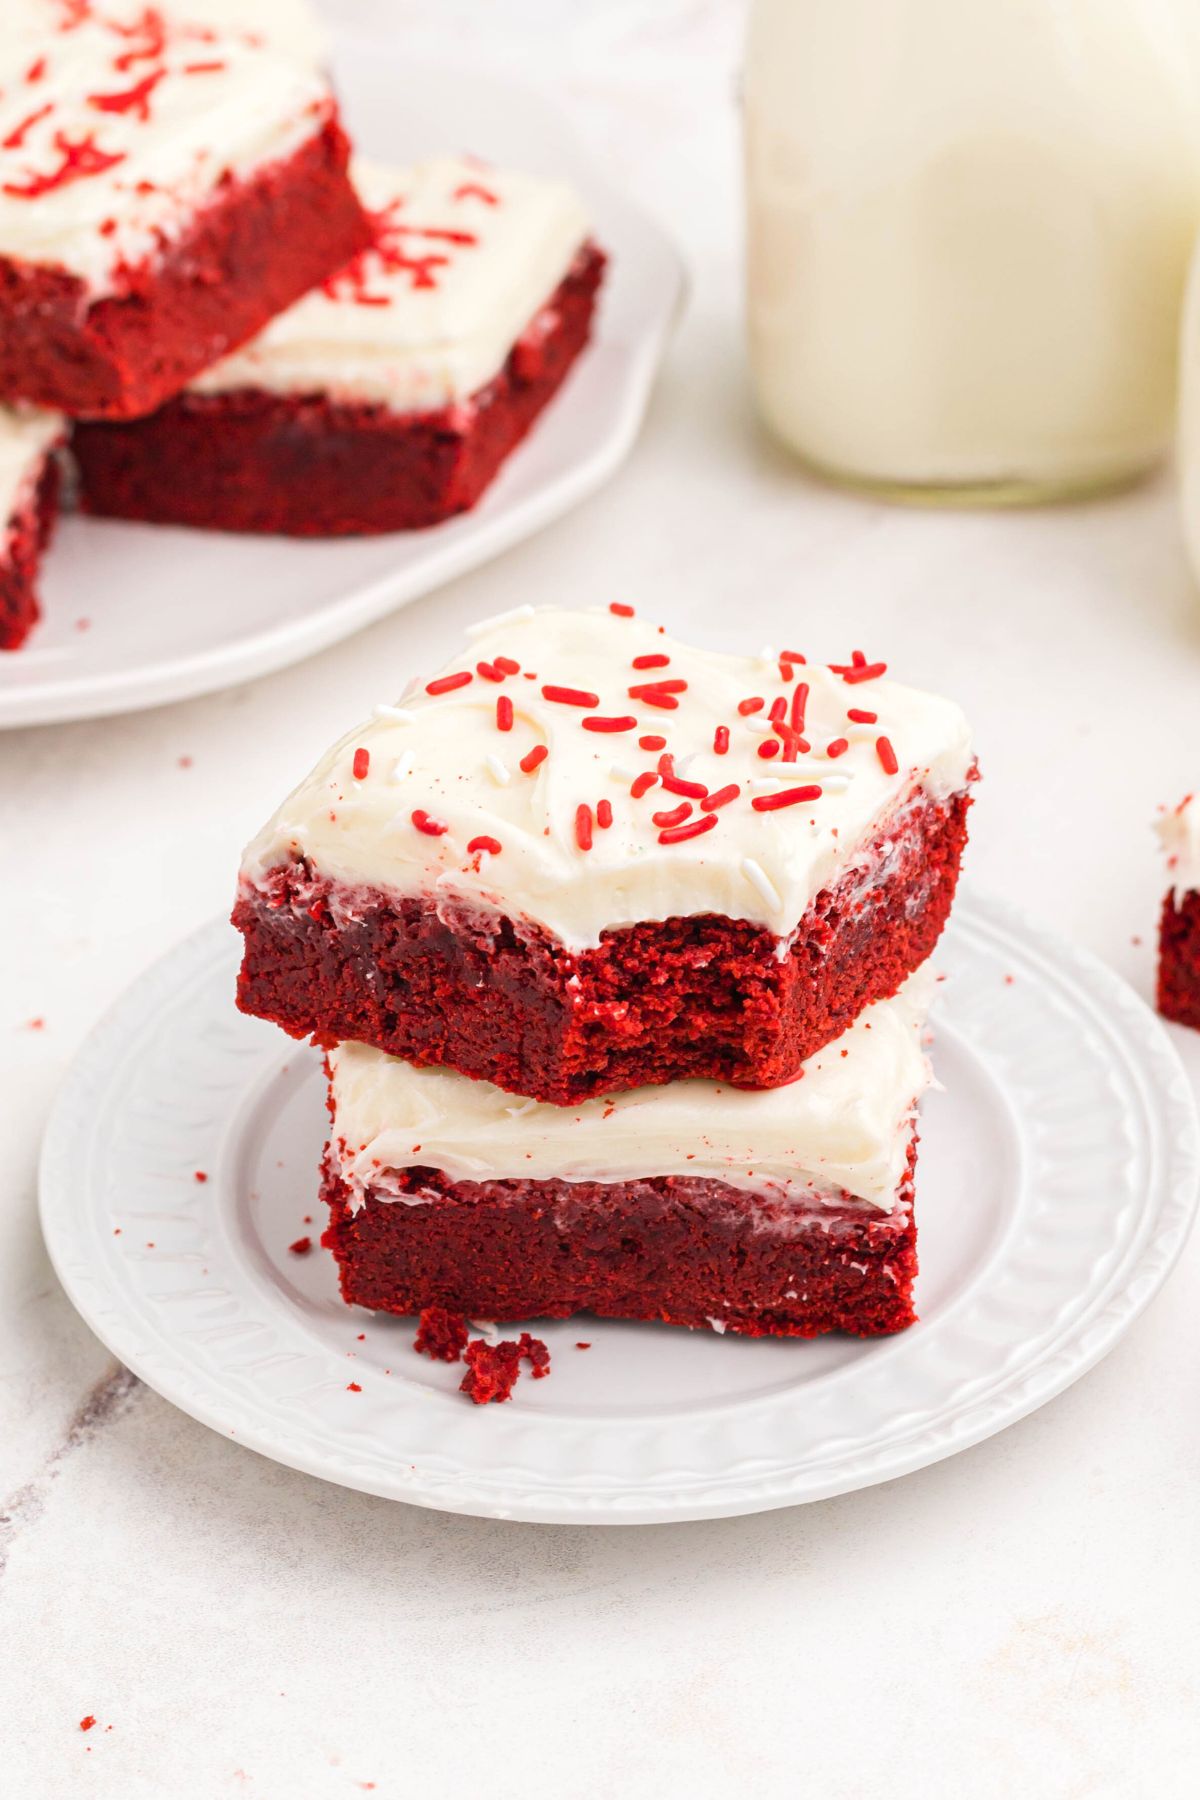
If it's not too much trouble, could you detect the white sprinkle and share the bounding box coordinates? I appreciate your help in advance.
[466,603,535,637]
[758,644,777,664]
[390,752,415,782]
[505,1099,539,1118]
[708,1317,727,1335]
[821,773,853,793]
[742,857,783,912]
[749,776,783,791]
[675,751,700,775]
[609,762,637,783]
[485,753,511,786]
[468,1318,502,1343]
[373,703,415,723]
[744,715,774,735]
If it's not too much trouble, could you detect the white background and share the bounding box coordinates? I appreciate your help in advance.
[2,2,1199,1794]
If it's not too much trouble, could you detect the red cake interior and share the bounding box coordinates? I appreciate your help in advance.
[235,785,971,1103]
[320,1141,920,1340]
[1159,889,1200,1029]
[0,457,61,652]
[0,114,369,420]
[72,244,606,533]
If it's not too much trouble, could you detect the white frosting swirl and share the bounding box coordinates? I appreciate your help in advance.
[241,606,974,948]
[329,965,934,1213]
[0,405,62,533]
[0,7,337,293]
[1157,794,1200,895]
[190,158,591,409]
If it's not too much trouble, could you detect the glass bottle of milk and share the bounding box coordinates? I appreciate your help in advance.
[744,0,1200,503]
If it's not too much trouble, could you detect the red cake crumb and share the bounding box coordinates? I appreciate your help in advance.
[517,1331,551,1378]
[460,1338,522,1405]
[346,1381,361,1392]
[235,787,970,1102]
[79,1716,96,1732]
[288,1235,312,1256]
[73,244,605,532]
[576,1342,591,1350]
[0,113,370,419]
[1159,889,1200,1028]
[412,1305,469,1362]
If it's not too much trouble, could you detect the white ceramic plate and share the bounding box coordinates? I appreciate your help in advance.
[39,892,1198,1524]
[0,51,685,730]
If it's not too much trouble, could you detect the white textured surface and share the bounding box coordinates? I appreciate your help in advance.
[3,1,1200,1795]
[0,405,61,534]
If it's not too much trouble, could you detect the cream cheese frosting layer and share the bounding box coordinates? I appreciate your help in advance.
[241,606,974,948]
[330,966,935,1212]
[190,157,591,409]
[13,2,328,67]
[0,6,336,293]
[1157,794,1200,895]
[0,406,62,530]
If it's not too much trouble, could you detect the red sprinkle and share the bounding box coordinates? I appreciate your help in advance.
[631,653,670,670]
[542,684,599,707]
[183,59,227,73]
[639,734,666,751]
[847,708,878,724]
[426,670,472,695]
[769,696,788,724]
[835,661,888,684]
[701,784,740,812]
[596,799,613,829]
[876,736,900,775]
[25,57,47,83]
[652,802,693,828]
[79,1717,96,1733]
[467,835,502,855]
[575,804,594,851]
[790,682,809,734]
[658,813,718,846]
[496,694,514,731]
[609,602,635,617]
[476,659,504,682]
[713,725,730,754]
[661,772,708,799]
[738,697,765,715]
[779,658,796,683]
[826,738,849,758]
[519,744,548,773]
[288,1236,312,1256]
[582,714,637,733]
[2,103,54,151]
[630,772,658,799]
[780,649,807,665]
[628,679,687,698]
[412,808,449,835]
[757,739,780,760]
[347,1382,362,1392]
[751,785,823,811]
[193,1171,208,1184]
[634,690,678,711]
[494,656,520,675]
[352,747,370,780]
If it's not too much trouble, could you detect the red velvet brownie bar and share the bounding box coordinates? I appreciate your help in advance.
[0,406,63,651]
[73,158,605,532]
[0,5,369,419]
[1157,794,1200,1029]
[321,970,935,1339]
[235,607,975,1101]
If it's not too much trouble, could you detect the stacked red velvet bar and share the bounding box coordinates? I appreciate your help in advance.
[0,1,369,647]
[235,605,977,1350]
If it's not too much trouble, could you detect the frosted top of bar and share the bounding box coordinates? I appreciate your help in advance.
[329,966,935,1212]
[1157,794,1200,895]
[0,4,336,292]
[191,157,591,408]
[241,606,974,947]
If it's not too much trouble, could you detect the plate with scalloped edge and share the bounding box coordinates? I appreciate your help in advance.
[38,890,1199,1525]
[0,48,685,729]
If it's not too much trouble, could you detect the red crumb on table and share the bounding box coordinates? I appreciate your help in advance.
[193,1170,207,1183]
[346,1381,362,1392]
[288,1236,312,1256]
[460,1339,522,1404]
[25,1017,45,1030]
[413,1305,469,1362]
[576,1341,591,1350]
[79,1716,96,1732]
[517,1331,551,1378]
